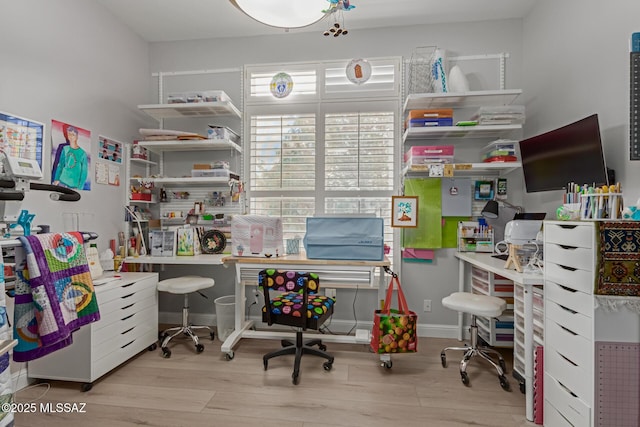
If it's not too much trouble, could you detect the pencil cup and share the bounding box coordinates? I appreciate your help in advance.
[558,203,581,220]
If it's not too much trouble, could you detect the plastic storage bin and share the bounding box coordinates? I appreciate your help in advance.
[214,295,236,342]
[481,139,518,163]
[404,145,454,166]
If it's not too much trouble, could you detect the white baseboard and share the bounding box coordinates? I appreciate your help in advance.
[159,311,461,340]
[12,365,33,392]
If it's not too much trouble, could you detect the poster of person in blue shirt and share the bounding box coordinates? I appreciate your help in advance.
[51,120,91,191]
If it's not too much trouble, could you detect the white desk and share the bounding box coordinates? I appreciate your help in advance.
[455,252,542,422]
[220,254,390,361]
[125,254,226,266]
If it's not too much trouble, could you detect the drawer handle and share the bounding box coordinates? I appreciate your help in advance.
[558,244,578,250]
[558,283,577,293]
[121,313,135,322]
[120,340,135,349]
[121,326,135,335]
[557,225,578,230]
[558,264,577,272]
[121,293,135,299]
[557,303,578,314]
[557,379,579,397]
[122,283,135,289]
[557,350,578,366]
[559,324,578,336]
[121,303,135,311]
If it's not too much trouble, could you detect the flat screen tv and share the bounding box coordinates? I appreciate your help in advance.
[519,114,609,193]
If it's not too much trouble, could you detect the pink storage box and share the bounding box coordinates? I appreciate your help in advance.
[231,215,284,258]
[404,145,454,165]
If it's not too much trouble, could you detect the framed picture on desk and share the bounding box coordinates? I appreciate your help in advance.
[391,196,418,228]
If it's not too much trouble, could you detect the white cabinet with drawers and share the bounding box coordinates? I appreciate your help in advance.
[28,272,159,391]
[543,221,596,426]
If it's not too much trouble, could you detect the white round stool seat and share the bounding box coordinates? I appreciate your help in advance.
[442,292,506,317]
[158,276,215,294]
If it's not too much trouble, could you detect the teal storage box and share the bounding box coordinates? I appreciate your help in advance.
[303,217,385,261]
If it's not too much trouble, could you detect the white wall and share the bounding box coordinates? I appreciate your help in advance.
[522,0,640,214]
[0,0,151,248]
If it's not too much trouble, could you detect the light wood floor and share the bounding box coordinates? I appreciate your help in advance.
[15,332,536,427]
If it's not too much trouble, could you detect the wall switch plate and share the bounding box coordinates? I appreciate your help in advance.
[423,299,432,312]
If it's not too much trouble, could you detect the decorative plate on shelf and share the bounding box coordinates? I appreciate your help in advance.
[201,229,226,254]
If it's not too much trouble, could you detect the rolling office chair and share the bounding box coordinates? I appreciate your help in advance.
[157,275,215,358]
[259,269,335,385]
[440,291,510,391]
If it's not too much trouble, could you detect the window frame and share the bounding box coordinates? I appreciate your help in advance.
[242,57,403,267]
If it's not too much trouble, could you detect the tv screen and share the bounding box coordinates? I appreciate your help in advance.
[519,114,608,193]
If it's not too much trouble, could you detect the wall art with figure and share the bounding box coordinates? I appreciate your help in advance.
[51,120,91,191]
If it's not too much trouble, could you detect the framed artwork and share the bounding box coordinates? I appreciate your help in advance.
[98,135,123,163]
[51,120,91,191]
[0,111,44,168]
[392,196,419,228]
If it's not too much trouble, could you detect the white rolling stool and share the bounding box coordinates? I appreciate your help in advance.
[157,275,215,358]
[440,291,510,391]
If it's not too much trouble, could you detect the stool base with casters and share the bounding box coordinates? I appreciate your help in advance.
[440,292,510,391]
[157,276,215,358]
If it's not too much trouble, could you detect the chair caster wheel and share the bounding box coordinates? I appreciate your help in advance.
[440,352,447,368]
[148,343,158,351]
[519,381,526,394]
[319,344,327,351]
[225,351,234,361]
[196,344,204,353]
[499,375,511,391]
[323,361,333,371]
[292,372,300,385]
[159,332,168,345]
[162,348,171,358]
[81,383,93,392]
[499,358,507,374]
[461,371,470,386]
[382,360,392,369]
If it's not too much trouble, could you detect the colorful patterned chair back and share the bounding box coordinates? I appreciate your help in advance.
[259,269,333,330]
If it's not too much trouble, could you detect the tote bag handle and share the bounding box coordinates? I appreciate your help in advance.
[381,275,410,314]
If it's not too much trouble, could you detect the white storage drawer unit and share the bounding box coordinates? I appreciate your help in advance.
[28,272,159,390]
[543,221,596,426]
[471,265,514,347]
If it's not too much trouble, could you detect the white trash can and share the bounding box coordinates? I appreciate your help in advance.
[214,295,236,342]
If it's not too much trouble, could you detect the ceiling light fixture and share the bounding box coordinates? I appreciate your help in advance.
[323,0,356,37]
[229,0,329,29]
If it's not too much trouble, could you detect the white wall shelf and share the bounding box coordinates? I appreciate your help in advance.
[138,101,241,121]
[402,88,523,179]
[403,161,522,177]
[403,89,522,111]
[136,139,242,154]
[132,176,238,187]
[130,157,158,166]
[403,124,521,142]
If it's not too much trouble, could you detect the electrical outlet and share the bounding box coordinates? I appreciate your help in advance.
[423,299,432,312]
[253,288,261,305]
[325,288,336,298]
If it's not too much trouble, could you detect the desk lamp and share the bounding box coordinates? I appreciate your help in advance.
[481,200,523,219]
